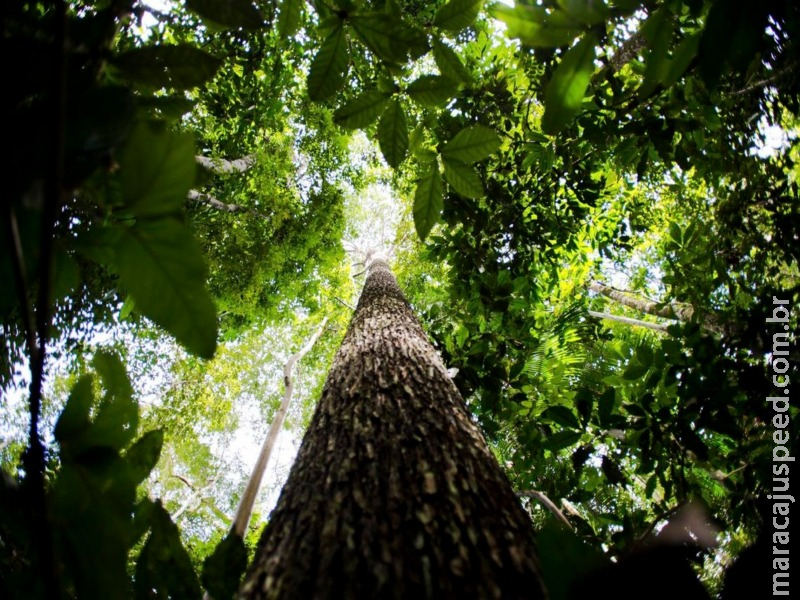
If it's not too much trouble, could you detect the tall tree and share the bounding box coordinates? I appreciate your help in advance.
[240,256,545,599]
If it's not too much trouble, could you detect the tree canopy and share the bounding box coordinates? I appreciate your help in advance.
[1,0,798,598]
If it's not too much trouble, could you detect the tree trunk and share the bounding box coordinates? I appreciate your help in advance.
[239,259,546,600]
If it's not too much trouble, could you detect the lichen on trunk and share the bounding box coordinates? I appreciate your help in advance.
[239,259,546,599]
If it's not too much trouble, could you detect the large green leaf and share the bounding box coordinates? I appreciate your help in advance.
[202,533,248,600]
[537,520,609,600]
[442,157,483,198]
[433,0,483,34]
[441,125,501,163]
[541,32,597,134]
[113,44,222,90]
[489,3,581,47]
[432,39,471,84]
[278,0,303,39]
[87,350,138,451]
[378,99,409,168]
[53,375,94,446]
[333,90,391,129]
[186,0,264,30]
[350,15,426,64]
[125,430,164,485]
[413,166,443,241]
[113,218,217,359]
[120,122,196,218]
[307,24,349,102]
[406,75,460,107]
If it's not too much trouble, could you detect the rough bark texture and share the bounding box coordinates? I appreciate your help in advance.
[239,260,546,600]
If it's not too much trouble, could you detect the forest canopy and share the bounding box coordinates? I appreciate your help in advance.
[1,0,798,598]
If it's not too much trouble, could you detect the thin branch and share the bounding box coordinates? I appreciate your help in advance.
[4,207,39,367]
[230,317,330,537]
[195,154,256,174]
[517,490,573,530]
[333,296,355,311]
[187,190,271,219]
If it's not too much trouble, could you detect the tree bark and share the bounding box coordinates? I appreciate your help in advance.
[239,259,546,600]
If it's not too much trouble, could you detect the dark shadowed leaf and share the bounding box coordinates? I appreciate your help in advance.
[334,90,391,129]
[120,122,196,218]
[441,125,501,163]
[113,44,222,90]
[54,375,94,446]
[413,165,443,240]
[433,39,472,84]
[542,32,597,134]
[125,430,164,485]
[378,99,409,168]
[278,0,303,39]
[308,24,349,101]
[537,520,609,600]
[541,405,582,430]
[407,75,460,107]
[442,157,483,198]
[202,533,248,600]
[113,218,218,359]
[433,0,483,34]
[186,0,264,30]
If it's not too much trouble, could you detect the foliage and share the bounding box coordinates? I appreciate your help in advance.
[2,0,799,598]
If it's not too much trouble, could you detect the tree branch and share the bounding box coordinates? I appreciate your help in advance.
[187,190,271,219]
[195,154,256,174]
[588,309,671,332]
[517,489,573,530]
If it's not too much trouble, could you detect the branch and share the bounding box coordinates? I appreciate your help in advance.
[229,317,330,537]
[195,154,256,174]
[187,190,271,219]
[517,489,573,530]
[587,309,671,332]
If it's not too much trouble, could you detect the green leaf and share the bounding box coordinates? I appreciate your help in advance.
[333,90,391,129]
[137,95,196,120]
[537,520,609,600]
[186,0,264,30]
[442,157,483,198]
[378,99,409,168]
[541,32,597,134]
[441,125,501,163]
[556,0,608,26]
[489,3,581,48]
[350,15,424,64]
[113,44,222,90]
[278,0,303,39]
[113,218,218,359]
[202,533,248,600]
[636,344,654,368]
[406,75,460,107]
[622,363,648,380]
[663,31,701,86]
[54,375,94,446]
[88,350,138,451]
[413,166,443,241]
[120,122,196,218]
[433,0,483,34]
[541,405,582,430]
[597,388,616,428]
[543,430,582,451]
[135,502,202,600]
[125,430,164,485]
[432,39,472,84]
[308,24,349,102]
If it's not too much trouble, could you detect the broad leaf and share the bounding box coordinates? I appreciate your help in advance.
[413,166,443,240]
[406,75,460,107]
[125,430,164,485]
[308,24,349,101]
[541,32,597,134]
[54,375,94,446]
[350,15,421,64]
[442,157,483,198]
[278,0,303,39]
[333,90,391,129]
[543,430,582,451]
[433,0,483,34]
[186,0,264,30]
[490,3,581,47]
[202,533,248,600]
[378,99,409,168]
[432,39,472,84]
[541,405,582,430]
[120,122,196,218]
[88,350,138,451]
[113,218,218,359]
[113,44,222,90]
[441,125,501,163]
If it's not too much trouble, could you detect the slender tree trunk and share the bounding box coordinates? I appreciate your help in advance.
[239,259,546,600]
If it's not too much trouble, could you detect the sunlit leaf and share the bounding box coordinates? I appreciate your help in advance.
[432,39,471,84]
[308,24,349,101]
[333,90,391,129]
[442,157,483,198]
[378,99,408,168]
[413,165,443,240]
[489,3,581,47]
[541,32,597,134]
[441,125,501,163]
